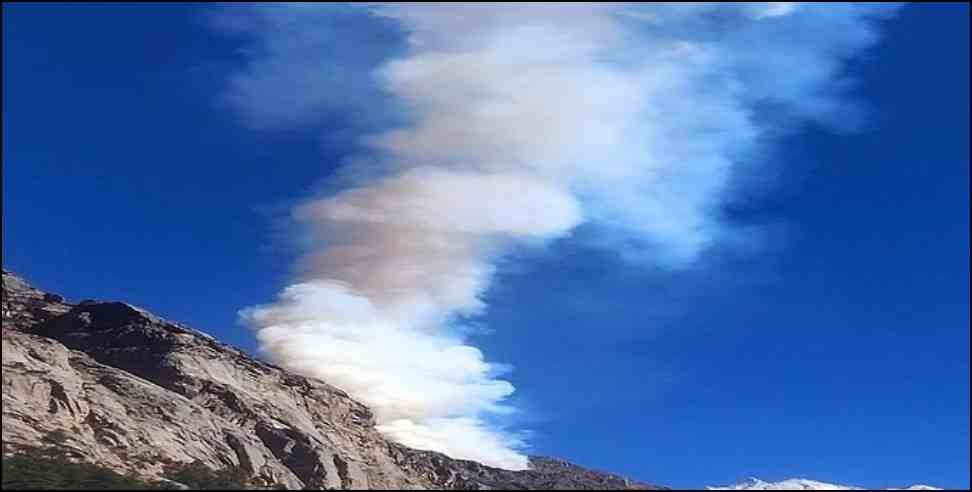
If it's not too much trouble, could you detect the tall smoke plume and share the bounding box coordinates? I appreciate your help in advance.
[217,3,900,469]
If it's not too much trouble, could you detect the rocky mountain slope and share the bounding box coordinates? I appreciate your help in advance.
[2,269,662,490]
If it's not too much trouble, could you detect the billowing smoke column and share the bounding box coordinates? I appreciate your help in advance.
[222,3,899,470]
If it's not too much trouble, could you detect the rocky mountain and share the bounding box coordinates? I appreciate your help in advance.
[706,477,941,491]
[1,269,663,490]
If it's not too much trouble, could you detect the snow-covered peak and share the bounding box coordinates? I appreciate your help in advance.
[707,478,942,490]
[707,477,861,490]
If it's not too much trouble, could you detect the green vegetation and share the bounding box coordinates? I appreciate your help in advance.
[2,446,269,490]
[1,431,285,490]
[2,452,154,490]
[1,453,265,490]
[163,460,253,490]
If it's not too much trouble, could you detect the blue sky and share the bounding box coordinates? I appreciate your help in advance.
[3,3,968,489]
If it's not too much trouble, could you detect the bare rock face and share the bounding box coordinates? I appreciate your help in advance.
[1,269,71,331]
[2,270,664,490]
[388,451,659,490]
